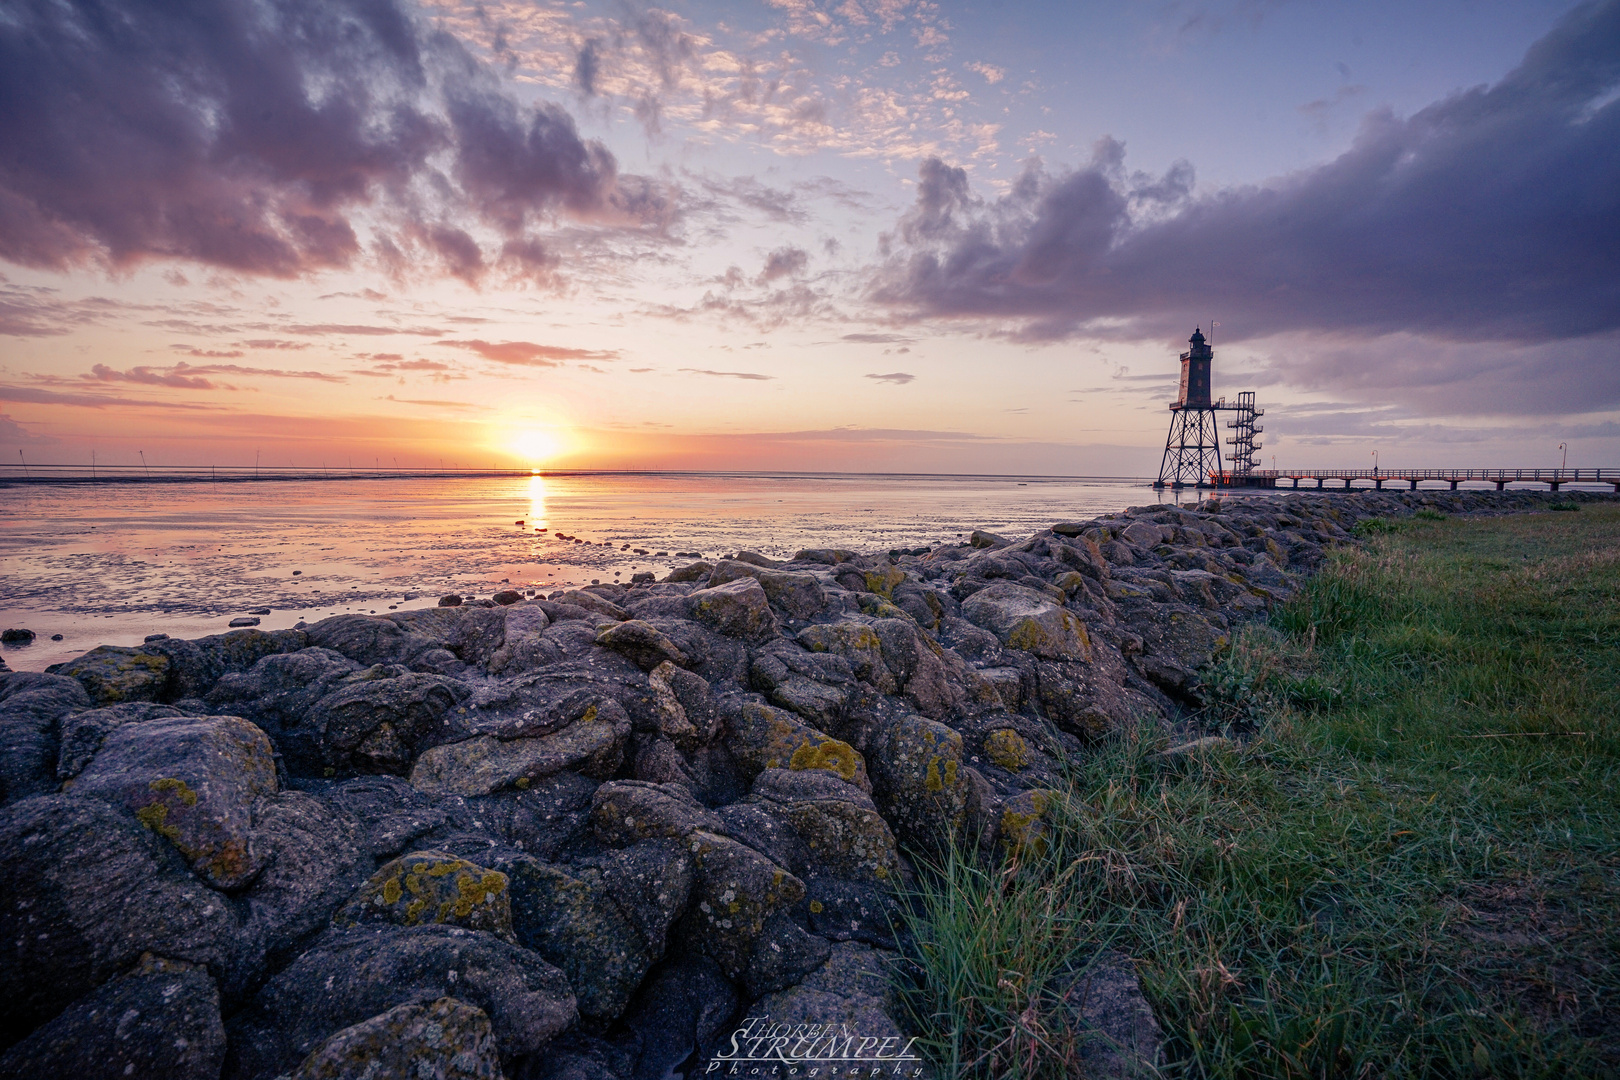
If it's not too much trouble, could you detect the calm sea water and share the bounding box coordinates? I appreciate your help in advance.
[1,472,1183,670]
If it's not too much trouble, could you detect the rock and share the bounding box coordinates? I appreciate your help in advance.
[224,924,576,1079]
[493,590,524,606]
[301,670,469,776]
[709,561,828,619]
[791,548,856,565]
[66,714,279,889]
[688,577,777,641]
[0,795,239,1045]
[680,830,828,996]
[1120,521,1165,549]
[55,701,185,780]
[0,956,226,1080]
[869,618,974,719]
[556,590,630,621]
[1066,951,1165,1078]
[439,595,463,607]
[872,715,966,852]
[240,789,369,967]
[961,582,1092,661]
[731,551,784,568]
[969,530,1010,549]
[500,857,656,1020]
[665,561,713,583]
[591,780,725,846]
[594,620,687,670]
[145,628,309,701]
[724,700,869,791]
[1150,735,1233,771]
[750,768,899,885]
[0,672,91,804]
[797,622,896,694]
[334,850,514,941]
[746,942,915,1068]
[1052,522,1087,537]
[999,788,1055,857]
[289,997,502,1080]
[230,617,262,628]
[620,954,739,1079]
[48,644,172,704]
[410,702,631,796]
[0,628,35,645]
[1126,604,1228,696]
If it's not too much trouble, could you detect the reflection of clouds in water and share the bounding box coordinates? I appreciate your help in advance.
[526,474,549,532]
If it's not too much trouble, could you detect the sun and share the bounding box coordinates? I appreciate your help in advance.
[509,428,563,465]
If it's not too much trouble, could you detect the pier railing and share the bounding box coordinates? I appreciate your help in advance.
[1207,467,1619,491]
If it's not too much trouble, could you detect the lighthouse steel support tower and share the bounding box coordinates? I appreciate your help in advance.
[1154,329,1261,489]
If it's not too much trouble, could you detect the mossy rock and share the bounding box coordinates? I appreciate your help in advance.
[983,728,1032,771]
[48,645,172,705]
[862,566,907,600]
[797,622,896,693]
[873,714,966,852]
[1000,788,1055,858]
[291,997,501,1080]
[725,701,869,791]
[410,702,630,796]
[333,850,514,941]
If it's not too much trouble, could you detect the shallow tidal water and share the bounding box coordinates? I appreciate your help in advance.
[1,471,1182,670]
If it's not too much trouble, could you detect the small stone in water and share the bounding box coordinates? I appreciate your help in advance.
[229,617,261,627]
[51,633,63,641]
[248,607,271,615]
[144,633,169,642]
[292,570,302,575]
[0,628,35,644]
[438,594,463,607]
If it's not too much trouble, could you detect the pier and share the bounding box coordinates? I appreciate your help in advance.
[1213,467,1620,492]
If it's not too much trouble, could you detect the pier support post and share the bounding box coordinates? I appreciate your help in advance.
[1409,479,1419,490]
[1494,481,1507,491]
[1344,479,1354,490]
[1374,479,1385,490]
[1449,480,1459,490]
[1316,478,1324,489]
[1548,481,1562,492]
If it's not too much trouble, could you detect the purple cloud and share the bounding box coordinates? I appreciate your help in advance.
[0,0,661,281]
[872,0,1620,350]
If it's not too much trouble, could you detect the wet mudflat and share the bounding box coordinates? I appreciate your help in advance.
[1,472,1163,669]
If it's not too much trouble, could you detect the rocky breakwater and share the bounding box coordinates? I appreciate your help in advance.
[0,488,1599,1078]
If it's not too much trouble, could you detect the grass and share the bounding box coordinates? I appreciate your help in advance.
[895,504,1620,1079]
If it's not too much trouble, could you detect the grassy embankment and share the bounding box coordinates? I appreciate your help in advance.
[896,503,1620,1078]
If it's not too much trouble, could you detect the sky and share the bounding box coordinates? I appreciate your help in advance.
[1,0,1617,475]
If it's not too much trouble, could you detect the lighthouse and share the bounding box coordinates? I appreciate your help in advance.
[1154,328,1261,489]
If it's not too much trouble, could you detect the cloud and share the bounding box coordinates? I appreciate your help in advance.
[0,413,60,445]
[758,246,810,283]
[872,0,1620,357]
[437,339,620,366]
[280,324,446,337]
[679,368,774,380]
[841,332,914,344]
[380,395,489,410]
[88,361,347,387]
[966,61,1005,84]
[0,385,221,409]
[865,371,916,384]
[0,0,663,282]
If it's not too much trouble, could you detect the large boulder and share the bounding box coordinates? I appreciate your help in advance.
[797,622,897,694]
[678,830,829,997]
[300,669,469,776]
[709,561,828,619]
[145,628,309,700]
[961,582,1093,661]
[0,672,91,804]
[224,924,576,1080]
[289,997,502,1080]
[0,956,226,1080]
[55,701,185,780]
[872,714,967,853]
[688,578,778,641]
[724,700,869,792]
[1123,604,1228,696]
[409,702,631,797]
[203,648,362,770]
[47,645,171,705]
[501,840,694,1020]
[744,943,916,1070]
[333,850,514,941]
[591,780,725,846]
[239,789,369,968]
[594,620,687,670]
[0,795,240,1045]
[65,714,278,889]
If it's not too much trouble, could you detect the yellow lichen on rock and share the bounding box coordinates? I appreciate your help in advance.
[983,729,1031,771]
[788,738,864,783]
[333,850,515,941]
